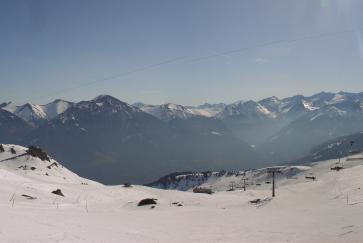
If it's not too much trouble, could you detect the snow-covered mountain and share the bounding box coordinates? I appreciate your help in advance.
[135,103,199,122]
[3,103,47,124]
[135,102,226,120]
[41,99,73,119]
[188,103,226,117]
[215,92,363,156]
[0,144,97,185]
[217,100,277,120]
[218,91,363,122]
[215,95,326,145]
[261,93,363,163]
[67,95,143,120]
[2,99,73,125]
[1,143,363,242]
[4,91,363,125]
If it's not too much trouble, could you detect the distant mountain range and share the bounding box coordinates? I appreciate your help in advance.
[1,91,363,184]
[0,95,256,184]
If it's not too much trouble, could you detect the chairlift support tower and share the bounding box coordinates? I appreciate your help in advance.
[267,168,282,197]
[241,177,248,191]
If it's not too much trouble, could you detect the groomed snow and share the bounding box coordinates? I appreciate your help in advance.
[1,144,363,242]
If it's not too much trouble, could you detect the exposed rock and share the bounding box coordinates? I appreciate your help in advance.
[137,198,157,206]
[249,198,261,204]
[193,187,214,194]
[51,189,64,197]
[27,146,50,161]
[10,148,16,154]
[172,202,184,207]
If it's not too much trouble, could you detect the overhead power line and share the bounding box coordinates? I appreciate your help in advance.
[34,56,188,102]
[185,29,354,63]
[33,29,354,102]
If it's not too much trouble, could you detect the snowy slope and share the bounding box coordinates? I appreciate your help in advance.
[217,100,278,120]
[0,144,97,185]
[41,99,73,119]
[3,103,47,123]
[135,102,225,120]
[137,103,199,122]
[188,103,226,117]
[1,144,363,242]
[2,100,73,123]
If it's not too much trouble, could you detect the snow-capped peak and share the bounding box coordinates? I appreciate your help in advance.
[1,100,73,123]
[302,100,319,111]
[9,103,47,122]
[138,103,196,122]
[42,99,73,119]
[329,92,347,104]
[217,100,276,120]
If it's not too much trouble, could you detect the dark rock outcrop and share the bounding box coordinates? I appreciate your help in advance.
[137,198,157,206]
[27,146,50,161]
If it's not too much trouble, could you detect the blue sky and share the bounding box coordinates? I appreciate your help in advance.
[1,0,363,105]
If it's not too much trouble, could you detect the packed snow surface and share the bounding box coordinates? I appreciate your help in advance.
[1,144,363,242]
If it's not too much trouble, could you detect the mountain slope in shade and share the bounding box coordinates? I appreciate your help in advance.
[0,109,31,144]
[299,131,363,162]
[261,98,363,163]
[26,95,171,184]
